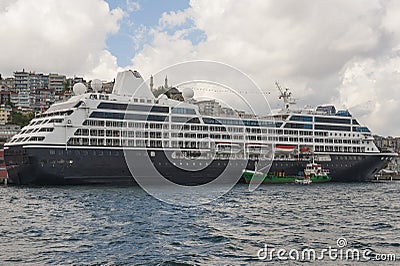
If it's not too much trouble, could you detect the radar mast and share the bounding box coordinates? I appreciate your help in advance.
[275,81,296,110]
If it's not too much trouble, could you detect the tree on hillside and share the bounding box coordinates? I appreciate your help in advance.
[8,111,34,127]
[63,80,71,93]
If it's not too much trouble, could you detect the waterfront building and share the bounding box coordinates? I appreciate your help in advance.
[0,91,11,105]
[48,73,66,95]
[0,106,11,125]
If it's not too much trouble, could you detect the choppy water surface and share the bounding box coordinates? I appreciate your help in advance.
[0,182,399,265]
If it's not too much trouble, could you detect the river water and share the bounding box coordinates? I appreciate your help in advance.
[0,182,399,265]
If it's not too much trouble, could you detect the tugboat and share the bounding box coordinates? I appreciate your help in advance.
[243,161,331,184]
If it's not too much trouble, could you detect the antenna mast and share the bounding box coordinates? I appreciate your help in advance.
[275,81,296,110]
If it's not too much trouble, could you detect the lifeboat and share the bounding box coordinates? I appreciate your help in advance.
[299,146,311,153]
[275,144,295,153]
[246,143,271,154]
[216,142,241,154]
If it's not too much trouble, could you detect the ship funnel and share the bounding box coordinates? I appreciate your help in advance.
[112,70,155,99]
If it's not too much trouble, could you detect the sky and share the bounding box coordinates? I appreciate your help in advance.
[0,0,400,136]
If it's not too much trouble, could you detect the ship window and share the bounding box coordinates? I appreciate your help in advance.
[30,136,45,141]
[150,106,169,113]
[147,115,168,122]
[90,129,98,136]
[352,127,370,133]
[243,120,259,127]
[203,118,222,125]
[112,121,123,127]
[39,128,54,132]
[315,117,351,124]
[50,118,64,123]
[112,139,120,146]
[98,102,128,110]
[289,115,313,122]
[315,124,351,132]
[336,110,352,117]
[90,112,125,120]
[172,107,196,115]
[284,123,313,129]
[74,101,84,108]
[171,117,201,124]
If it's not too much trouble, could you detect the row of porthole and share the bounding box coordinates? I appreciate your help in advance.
[40,159,73,167]
[276,162,354,168]
[49,150,120,157]
[170,161,230,167]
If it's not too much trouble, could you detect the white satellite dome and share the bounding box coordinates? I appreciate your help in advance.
[157,94,169,104]
[73,83,87,95]
[182,87,194,100]
[91,79,102,92]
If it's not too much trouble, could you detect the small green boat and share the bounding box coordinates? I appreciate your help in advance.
[243,162,331,184]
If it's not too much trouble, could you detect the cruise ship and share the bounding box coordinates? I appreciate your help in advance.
[4,70,396,185]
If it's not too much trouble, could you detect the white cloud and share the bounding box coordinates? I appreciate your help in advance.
[0,0,123,80]
[159,10,189,29]
[126,0,140,13]
[4,0,399,135]
[85,50,124,81]
[338,56,400,135]
[130,0,400,135]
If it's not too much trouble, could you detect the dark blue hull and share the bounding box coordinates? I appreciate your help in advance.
[4,145,392,185]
